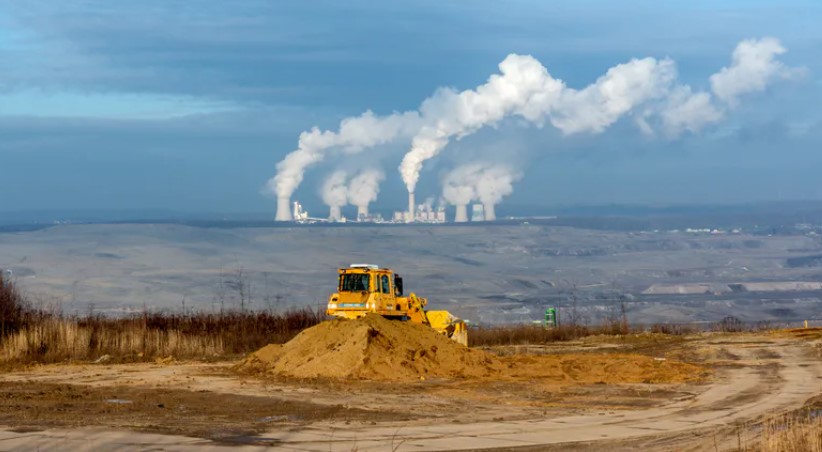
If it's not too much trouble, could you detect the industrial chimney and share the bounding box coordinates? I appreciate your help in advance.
[454,204,468,223]
[407,192,415,222]
[276,197,293,221]
[483,203,496,221]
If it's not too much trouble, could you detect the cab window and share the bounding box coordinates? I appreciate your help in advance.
[340,274,370,292]
[380,275,390,294]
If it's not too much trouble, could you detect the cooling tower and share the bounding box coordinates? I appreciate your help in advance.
[275,197,292,221]
[357,205,368,218]
[329,205,342,221]
[454,204,468,223]
[483,203,496,221]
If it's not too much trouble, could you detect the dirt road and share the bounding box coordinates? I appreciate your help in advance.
[0,334,819,451]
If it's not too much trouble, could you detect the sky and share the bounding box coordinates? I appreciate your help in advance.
[0,0,820,216]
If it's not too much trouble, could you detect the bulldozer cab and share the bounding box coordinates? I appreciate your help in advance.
[326,264,468,346]
[332,264,399,308]
[338,267,396,296]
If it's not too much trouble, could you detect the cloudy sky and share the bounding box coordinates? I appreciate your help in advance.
[0,1,820,216]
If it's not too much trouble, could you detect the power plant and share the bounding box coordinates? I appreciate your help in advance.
[266,38,796,228]
[288,197,490,224]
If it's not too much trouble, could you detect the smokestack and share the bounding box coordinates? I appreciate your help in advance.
[276,197,292,221]
[408,192,415,222]
[455,204,468,223]
[357,205,368,218]
[483,203,496,221]
[329,206,342,221]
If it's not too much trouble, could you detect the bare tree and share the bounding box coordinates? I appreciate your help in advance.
[223,265,253,312]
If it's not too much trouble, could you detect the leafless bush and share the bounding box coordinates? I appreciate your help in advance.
[714,315,746,333]
[649,323,699,335]
[0,272,28,339]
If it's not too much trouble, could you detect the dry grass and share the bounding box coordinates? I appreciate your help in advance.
[468,317,635,347]
[0,273,323,365]
[755,411,822,452]
[0,309,323,365]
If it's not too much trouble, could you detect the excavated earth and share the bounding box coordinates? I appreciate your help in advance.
[237,315,705,384]
[4,329,822,450]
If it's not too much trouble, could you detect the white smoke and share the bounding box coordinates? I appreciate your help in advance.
[399,38,798,193]
[710,37,800,106]
[269,37,799,219]
[442,163,521,217]
[266,110,421,220]
[659,86,724,136]
[475,166,521,208]
[347,169,385,211]
[400,55,562,192]
[442,165,480,206]
[320,170,349,220]
[548,58,677,134]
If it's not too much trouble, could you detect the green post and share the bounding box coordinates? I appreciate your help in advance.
[545,307,557,329]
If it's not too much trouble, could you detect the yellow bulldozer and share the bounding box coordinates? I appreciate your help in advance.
[326,264,468,346]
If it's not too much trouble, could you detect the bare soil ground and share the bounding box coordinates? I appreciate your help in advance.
[0,331,820,451]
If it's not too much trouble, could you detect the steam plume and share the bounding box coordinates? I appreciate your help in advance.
[442,163,521,221]
[267,111,421,220]
[710,37,800,105]
[320,170,348,221]
[347,169,385,216]
[399,38,798,192]
[269,37,798,220]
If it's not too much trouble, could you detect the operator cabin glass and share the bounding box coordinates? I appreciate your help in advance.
[340,274,370,292]
[380,275,390,294]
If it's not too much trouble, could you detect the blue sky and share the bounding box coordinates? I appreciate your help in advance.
[0,1,820,215]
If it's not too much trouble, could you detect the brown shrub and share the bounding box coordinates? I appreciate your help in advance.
[0,308,324,365]
[0,272,27,338]
[469,323,603,347]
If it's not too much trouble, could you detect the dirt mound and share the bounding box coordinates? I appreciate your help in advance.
[238,315,503,380]
[503,354,706,384]
[239,315,706,384]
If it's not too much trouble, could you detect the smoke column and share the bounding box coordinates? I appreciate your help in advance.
[320,170,348,221]
[347,169,385,219]
[442,165,480,222]
[267,111,421,220]
[710,37,800,106]
[268,37,797,220]
[442,163,521,221]
[399,37,798,194]
[474,166,521,221]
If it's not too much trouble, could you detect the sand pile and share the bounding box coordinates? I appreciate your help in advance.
[238,315,504,380]
[503,354,706,384]
[239,315,706,384]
